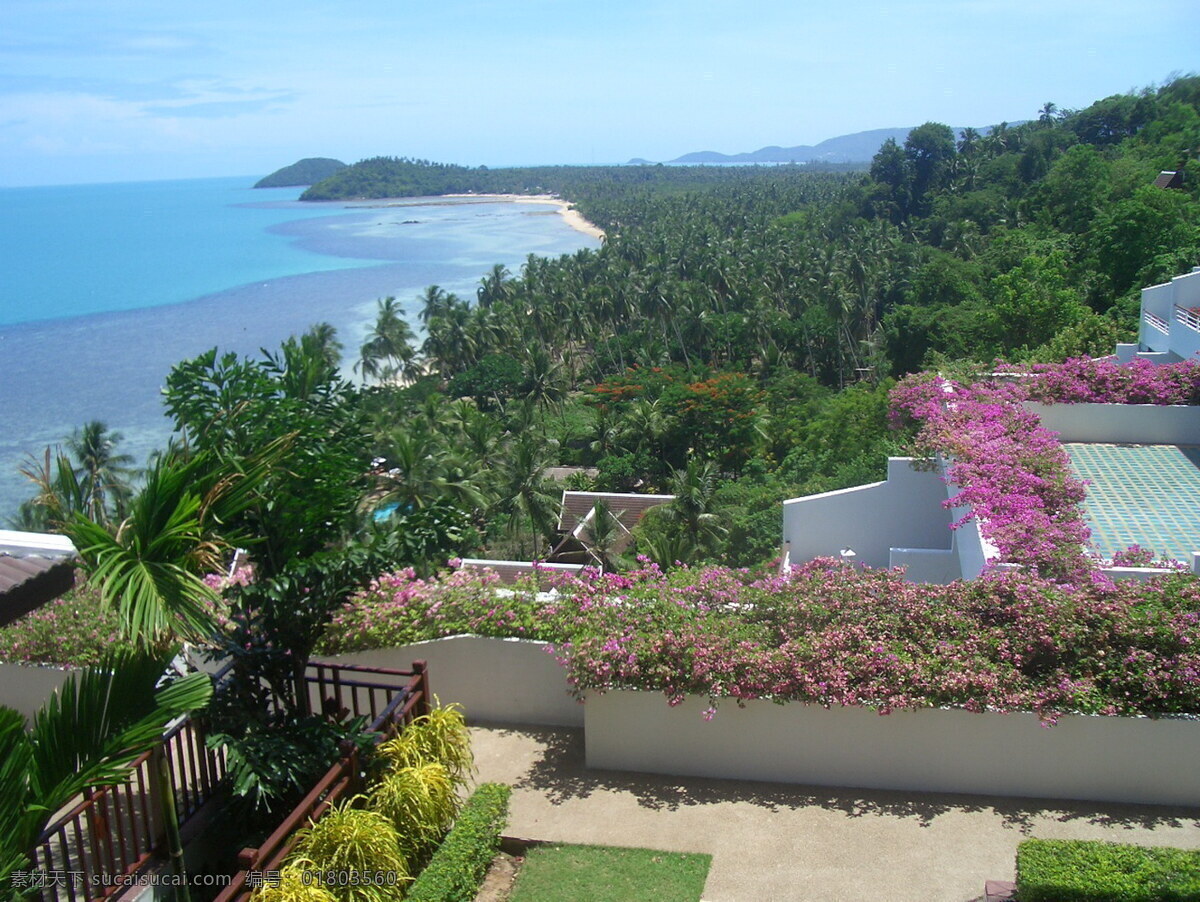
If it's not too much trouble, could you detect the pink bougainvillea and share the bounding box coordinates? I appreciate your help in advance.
[316,560,1200,723]
[890,373,1092,582]
[997,357,1200,406]
[890,358,1199,580]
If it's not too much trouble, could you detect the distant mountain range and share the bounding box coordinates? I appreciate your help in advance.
[635,124,1019,166]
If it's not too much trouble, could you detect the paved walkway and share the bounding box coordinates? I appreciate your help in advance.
[472,724,1200,902]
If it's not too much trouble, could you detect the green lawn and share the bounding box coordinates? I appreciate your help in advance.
[508,843,711,902]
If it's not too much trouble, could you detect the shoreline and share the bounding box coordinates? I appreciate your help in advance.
[1,185,599,519]
[450,194,605,241]
[370,193,606,241]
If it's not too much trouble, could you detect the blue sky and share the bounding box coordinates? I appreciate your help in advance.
[1,0,1197,186]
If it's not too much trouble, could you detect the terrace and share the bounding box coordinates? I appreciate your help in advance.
[24,659,431,902]
[783,359,1200,583]
[472,722,1200,902]
[1064,441,1200,563]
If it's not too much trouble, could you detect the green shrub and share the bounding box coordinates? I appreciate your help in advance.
[376,703,474,782]
[406,783,511,902]
[1017,839,1200,901]
[249,866,337,902]
[287,802,410,902]
[368,762,460,863]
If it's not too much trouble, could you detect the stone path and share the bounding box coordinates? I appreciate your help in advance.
[472,723,1200,902]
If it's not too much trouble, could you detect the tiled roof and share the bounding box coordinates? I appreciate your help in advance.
[0,554,75,628]
[1154,170,1184,189]
[459,558,585,586]
[0,530,78,627]
[558,492,674,533]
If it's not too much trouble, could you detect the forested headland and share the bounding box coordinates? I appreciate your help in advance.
[16,76,1200,572]
[254,156,346,188]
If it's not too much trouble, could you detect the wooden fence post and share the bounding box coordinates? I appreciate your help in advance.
[412,660,430,719]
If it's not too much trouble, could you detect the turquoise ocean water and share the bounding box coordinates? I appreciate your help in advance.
[0,176,599,520]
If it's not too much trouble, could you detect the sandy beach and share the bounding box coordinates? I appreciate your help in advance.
[440,193,606,240]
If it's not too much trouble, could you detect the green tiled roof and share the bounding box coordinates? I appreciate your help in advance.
[1064,442,1200,563]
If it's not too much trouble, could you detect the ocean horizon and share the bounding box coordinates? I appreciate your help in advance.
[0,176,599,521]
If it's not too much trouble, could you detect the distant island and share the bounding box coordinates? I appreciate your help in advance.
[642,124,1018,165]
[254,157,347,188]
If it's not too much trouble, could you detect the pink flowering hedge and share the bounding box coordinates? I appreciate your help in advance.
[999,357,1200,406]
[0,576,133,667]
[891,374,1093,582]
[317,561,1200,722]
[889,358,1200,581]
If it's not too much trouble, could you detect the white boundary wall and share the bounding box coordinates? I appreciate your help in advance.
[888,548,958,583]
[0,662,77,725]
[585,690,1200,807]
[319,636,583,727]
[326,637,1200,806]
[1028,402,1200,444]
[782,458,951,569]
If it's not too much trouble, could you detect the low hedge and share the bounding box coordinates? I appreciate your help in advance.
[406,782,511,902]
[1017,839,1200,901]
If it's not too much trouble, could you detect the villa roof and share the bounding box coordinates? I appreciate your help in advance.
[0,531,78,628]
[1154,170,1184,190]
[458,558,584,586]
[558,492,675,533]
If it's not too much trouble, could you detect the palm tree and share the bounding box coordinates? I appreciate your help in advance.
[356,298,417,384]
[17,446,90,531]
[521,345,567,418]
[1,648,213,895]
[66,421,136,527]
[63,445,274,646]
[477,264,514,309]
[497,433,560,559]
[375,427,486,513]
[585,500,626,572]
[637,527,696,571]
[617,398,672,458]
[664,457,727,556]
[417,285,452,327]
[305,321,343,370]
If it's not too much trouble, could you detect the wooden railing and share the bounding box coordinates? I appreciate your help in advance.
[27,660,429,902]
[212,660,430,902]
[30,715,225,902]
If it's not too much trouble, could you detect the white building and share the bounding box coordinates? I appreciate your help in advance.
[782,398,1200,584]
[1116,266,1200,364]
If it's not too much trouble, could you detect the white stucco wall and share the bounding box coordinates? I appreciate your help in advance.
[584,690,1200,807]
[1140,270,1200,360]
[1028,402,1200,444]
[0,662,77,725]
[782,458,951,570]
[944,479,998,579]
[318,636,583,727]
[888,548,959,583]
